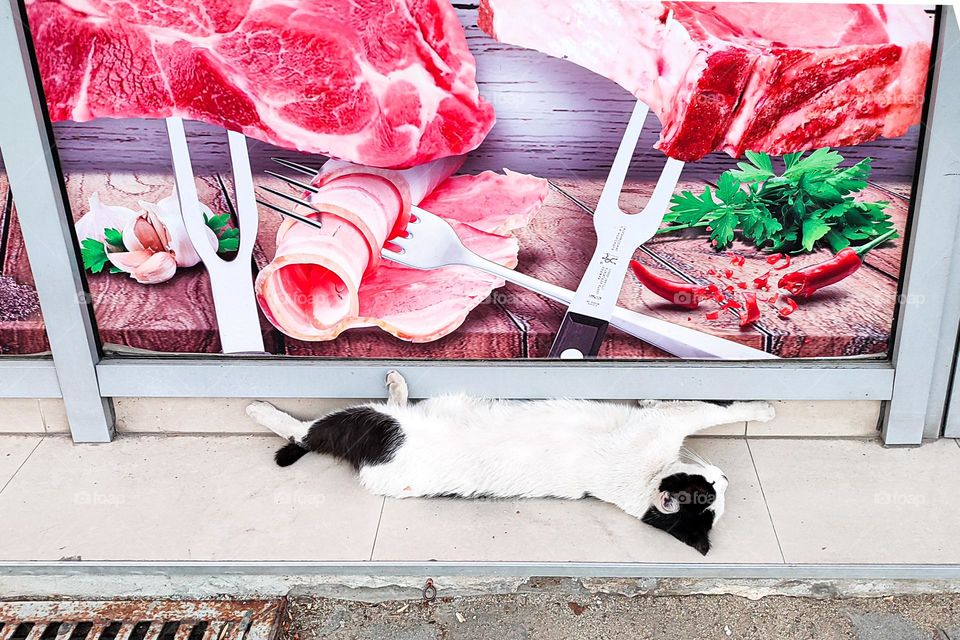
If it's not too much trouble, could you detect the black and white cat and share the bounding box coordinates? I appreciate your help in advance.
[246,371,775,554]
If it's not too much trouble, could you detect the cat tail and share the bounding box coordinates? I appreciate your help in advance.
[275,440,309,467]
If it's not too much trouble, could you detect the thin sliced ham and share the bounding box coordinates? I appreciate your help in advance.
[256,161,548,342]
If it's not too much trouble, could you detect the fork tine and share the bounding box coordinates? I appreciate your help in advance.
[595,100,649,213]
[255,198,324,231]
[271,157,322,177]
[642,157,685,216]
[258,185,321,212]
[264,170,319,193]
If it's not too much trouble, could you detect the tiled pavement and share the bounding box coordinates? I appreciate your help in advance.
[0,433,958,564]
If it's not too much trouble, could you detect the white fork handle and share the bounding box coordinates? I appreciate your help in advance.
[463,255,776,360]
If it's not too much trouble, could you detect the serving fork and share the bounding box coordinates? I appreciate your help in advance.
[255,170,775,359]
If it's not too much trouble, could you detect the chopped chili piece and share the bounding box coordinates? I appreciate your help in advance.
[723,268,734,278]
[728,254,745,267]
[707,269,717,276]
[705,311,720,321]
[766,253,783,265]
[724,285,735,293]
[721,298,742,310]
[774,254,791,270]
[737,281,748,289]
[739,292,761,327]
[778,298,799,317]
[753,272,771,289]
[630,260,704,309]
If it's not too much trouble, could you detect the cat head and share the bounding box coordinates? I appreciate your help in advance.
[641,463,727,555]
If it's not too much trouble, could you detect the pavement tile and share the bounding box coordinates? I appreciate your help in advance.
[0,434,383,561]
[751,438,960,564]
[0,435,41,490]
[373,439,782,563]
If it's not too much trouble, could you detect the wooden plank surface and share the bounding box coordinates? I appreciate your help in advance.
[543,176,901,359]
[0,166,910,358]
[0,167,49,355]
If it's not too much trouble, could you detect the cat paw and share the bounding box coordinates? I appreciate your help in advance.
[385,370,409,405]
[749,401,776,423]
[245,401,277,424]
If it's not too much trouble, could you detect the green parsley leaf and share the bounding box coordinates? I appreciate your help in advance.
[730,151,775,183]
[80,239,111,274]
[801,217,832,252]
[103,227,126,250]
[205,213,231,233]
[218,237,240,252]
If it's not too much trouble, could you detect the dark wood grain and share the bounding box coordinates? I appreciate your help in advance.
[860,182,911,279]
[545,176,899,359]
[0,168,50,355]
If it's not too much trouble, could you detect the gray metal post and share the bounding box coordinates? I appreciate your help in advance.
[0,0,114,441]
[882,6,960,445]
[946,343,960,438]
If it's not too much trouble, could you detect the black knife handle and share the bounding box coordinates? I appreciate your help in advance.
[547,312,609,359]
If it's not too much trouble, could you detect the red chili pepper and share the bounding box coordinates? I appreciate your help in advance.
[753,272,771,289]
[778,298,799,317]
[766,253,783,265]
[737,281,748,289]
[723,268,734,279]
[774,254,791,270]
[707,269,717,276]
[724,285,735,293]
[728,254,745,267]
[777,229,897,298]
[777,249,860,298]
[739,292,761,327]
[705,311,720,321]
[630,260,704,309]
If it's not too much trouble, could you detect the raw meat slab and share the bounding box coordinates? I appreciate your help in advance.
[27,0,495,169]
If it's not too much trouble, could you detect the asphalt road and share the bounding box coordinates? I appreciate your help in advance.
[284,592,960,640]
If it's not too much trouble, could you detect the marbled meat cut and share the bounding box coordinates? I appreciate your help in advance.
[255,159,548,342]
[27,0,496,168]
[479,1,933,161]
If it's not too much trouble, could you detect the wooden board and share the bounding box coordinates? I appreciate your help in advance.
[0,169,49,355]
[545,177,901,359]
[0,166,911,358]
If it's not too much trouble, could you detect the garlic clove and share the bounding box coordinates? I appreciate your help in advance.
[107,250,177,284]
[132,251,178,284]
[75,192,139,245]
[141,192,219,267]
[123,214,166,254]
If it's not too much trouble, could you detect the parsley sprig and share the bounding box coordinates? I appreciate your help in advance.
[205,212,240,253]
[660,149,897,253]
[80,228,125,274]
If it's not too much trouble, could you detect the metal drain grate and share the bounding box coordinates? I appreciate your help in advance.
[0,600,285,640]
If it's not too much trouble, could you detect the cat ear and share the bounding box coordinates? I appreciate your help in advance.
[658,491,680,514]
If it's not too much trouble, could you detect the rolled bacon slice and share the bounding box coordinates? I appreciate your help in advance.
[256,160,548,342]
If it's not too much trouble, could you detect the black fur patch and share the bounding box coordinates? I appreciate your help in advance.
[641,472,717,555]
[703,400,735,407]
[278,406,405,469]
